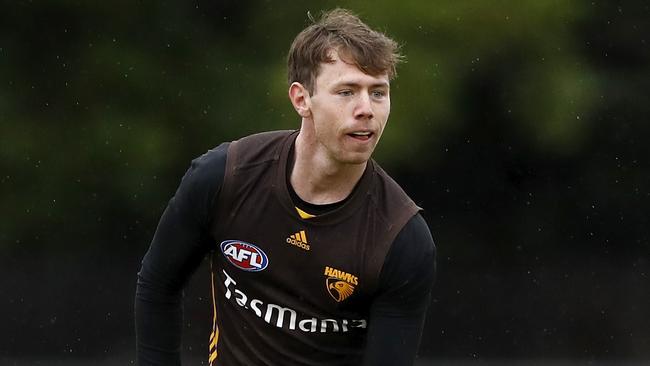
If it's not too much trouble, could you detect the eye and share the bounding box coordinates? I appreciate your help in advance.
[371,90,387,98]
[337,90,353,96]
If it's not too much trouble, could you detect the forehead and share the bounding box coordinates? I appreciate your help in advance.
[315,50,389,87]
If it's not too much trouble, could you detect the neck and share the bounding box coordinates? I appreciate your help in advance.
[290,129,367,205]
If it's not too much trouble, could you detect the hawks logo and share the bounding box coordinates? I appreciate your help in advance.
[324,266,358,302]
[220,240,269,272]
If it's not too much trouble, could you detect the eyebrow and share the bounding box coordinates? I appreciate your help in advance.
[334,81,390,89]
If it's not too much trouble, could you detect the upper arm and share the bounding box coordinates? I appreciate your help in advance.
[137,142,229,297]
[362,213,436,366]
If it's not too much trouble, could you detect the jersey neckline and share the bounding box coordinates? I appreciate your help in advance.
[274,130,376,226]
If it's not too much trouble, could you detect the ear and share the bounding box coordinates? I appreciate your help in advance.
[288,82,311,118]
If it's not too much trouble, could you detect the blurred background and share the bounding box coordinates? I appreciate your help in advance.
[1,0,648,365]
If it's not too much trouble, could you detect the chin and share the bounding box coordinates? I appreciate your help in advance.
[338,152,373,165]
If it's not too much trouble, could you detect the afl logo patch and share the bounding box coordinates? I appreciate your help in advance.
[220,240,269,272]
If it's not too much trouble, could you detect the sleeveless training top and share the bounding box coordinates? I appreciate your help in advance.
[208,130,419,365]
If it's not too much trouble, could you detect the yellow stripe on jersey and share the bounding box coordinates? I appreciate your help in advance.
[209,258,219,365]
[295,207,316,219]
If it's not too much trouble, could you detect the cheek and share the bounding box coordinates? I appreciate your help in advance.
[381,100,391,118]
[313,115,337,142]
[378,107,390,128]
[314,107,344,134]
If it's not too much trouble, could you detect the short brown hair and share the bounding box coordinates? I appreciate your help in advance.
[287,8,402,94]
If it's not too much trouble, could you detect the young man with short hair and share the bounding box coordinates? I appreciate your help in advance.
[136,8,436,366]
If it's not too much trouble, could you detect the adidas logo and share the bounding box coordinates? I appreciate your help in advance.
[286,230,310,251]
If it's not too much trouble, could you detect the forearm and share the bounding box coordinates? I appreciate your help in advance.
[135,278,183,365]
[134,207,210,365]
[362,309,428,366]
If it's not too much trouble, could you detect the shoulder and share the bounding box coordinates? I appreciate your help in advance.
[179,142,230,205]
[185,142,230,188]
[373,213,436,310]
[369,160,420,212]
[167,142,230,228]
[366,160,422,248]
[232,130,295,146]
[391,214,436,264]
[227,130,297,168]
[380,213,436,289]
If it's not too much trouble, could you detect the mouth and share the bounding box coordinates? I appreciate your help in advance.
[346,131,374,141]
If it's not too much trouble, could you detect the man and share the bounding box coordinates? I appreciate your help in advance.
[136,8,436,366]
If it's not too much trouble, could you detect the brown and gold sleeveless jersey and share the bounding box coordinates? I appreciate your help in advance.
[208,130,419,365]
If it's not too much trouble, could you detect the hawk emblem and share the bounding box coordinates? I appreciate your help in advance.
[326,277,355,302]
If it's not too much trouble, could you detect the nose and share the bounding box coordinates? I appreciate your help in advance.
[354,92,373,120]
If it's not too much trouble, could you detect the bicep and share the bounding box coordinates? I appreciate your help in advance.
[137,143,229,295]
[362,214,436,366]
